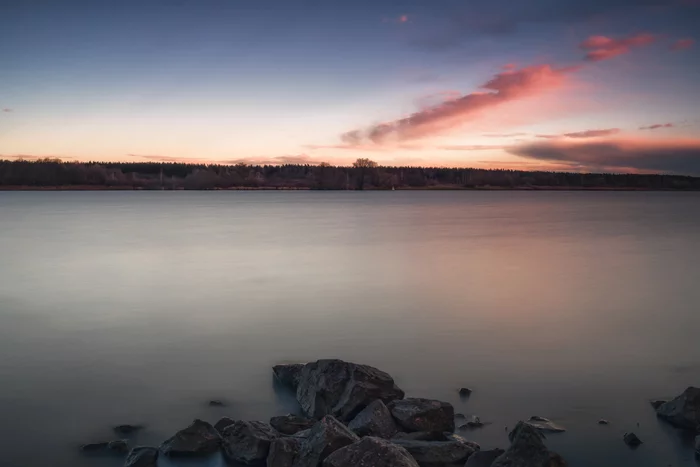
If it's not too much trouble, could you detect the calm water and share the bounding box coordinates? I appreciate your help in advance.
[1,191,699,467]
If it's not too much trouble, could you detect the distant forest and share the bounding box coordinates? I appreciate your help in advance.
[1,158,699,190]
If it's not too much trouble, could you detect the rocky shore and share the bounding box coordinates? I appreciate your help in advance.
[79,359,700,466]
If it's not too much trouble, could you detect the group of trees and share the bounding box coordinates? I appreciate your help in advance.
[1,157,699,190]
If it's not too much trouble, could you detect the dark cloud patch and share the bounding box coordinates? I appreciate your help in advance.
[640,123,674,130]
[536,128,621,139]
[2,108,12,113]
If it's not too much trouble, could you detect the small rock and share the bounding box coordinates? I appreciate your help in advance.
[388,398,455,433]
[459,415,484,429]
[208,400,226,407]
[159,419,221,457]
[459,387,473,396]
[215,417,236,434]
[80,442,109,452]
[655,387,700,430]
[465,449,506,467]
[79,440,128,454]
[323,436,419,467]
[598,419,610,425]
[492,422,567,467]
[650,399,668,410]
[623,432,643,447]
[292,415,359,467]
[455,413,466,419]
[526,416,566,433]
[221,420,279,465]
[125,446,158,467]
[392,433,479,467]
[270,414,315,435]
[108,439,129,453]
[268,437,302,467]
[113,424,143,435]
[347,400,398,439]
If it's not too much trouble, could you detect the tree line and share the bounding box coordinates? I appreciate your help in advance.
[1,158,698,190]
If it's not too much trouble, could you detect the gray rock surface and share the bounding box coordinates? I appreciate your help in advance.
[124,447,158,467]
[222,420,280,465]
[525,417,566,433]
[459,388,473,396]
[391,433,479,467]
[347,400,399,439]
[80,439,128,454]
[271,414,316,435]
[459,416,484,429]
[274,363,306,390]
[597,420,609,425]
[322,436,420,467]
[623,432,642,447]
[492,421,567,467]
[388,398,455,433]
[292,415,360,467]
[295,359,405,421]
[465,449,506,467]
[267,437,303,467]
[392,432,449,442]
[159,419,221,457]
[655,387,700,430]
[215,417,236,434]
[650,399,668,410]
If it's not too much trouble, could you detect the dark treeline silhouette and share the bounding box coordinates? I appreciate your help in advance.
[1,158,699,190]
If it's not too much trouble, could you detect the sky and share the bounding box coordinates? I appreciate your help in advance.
[1,0,699,174]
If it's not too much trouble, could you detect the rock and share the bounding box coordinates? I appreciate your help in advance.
[598,419,609,425]
[80,442,110,452]
[79,440,128,454]
[292,429,313,439]
[270,414,316,435]
[465,449,506,467]
[268,437,303,467]
[392,432,449,442]
[347,400,398,439]
[391,433,479,467]
[215,417,237,434]
[323,436,420,467]
[655,387,700,430]
[650,399,668,410]
[694,435,699,456]
[459,388,473,396]
[388,398,455,433]
[455,413,466,419]
[292,415,359,467]
[459,416,484,429]
[209,400,226,407]
[274,363,305,389]
[525,416,566,433]
[108,440,129,453]
[492,421,567,467]
[623,432,642,447]
[114,424,143,435]
[124,446,158,467]
[159,419,221,457]
[222,420,280,465]
[295,359,405,421]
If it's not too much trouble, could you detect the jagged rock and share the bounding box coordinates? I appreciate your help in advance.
[124,446,158,467]
[650,399,667,410]
[597,419,609,425]
[295,359,405,421]
[459,416,484,429]
[323,436,420,467]
[215,417,236,434]
[159,419,221,457]
[465,449,506,467]
[623,432,642,447]
[525,417,566,433]
[222,421,280,465]
[391,433,479,467]
[80,439,128,454]
[274,363,305,389]
[392,432,449,442]
[492,421,567,467]
[459,388,473,396]
[388,398,455,433]
[292,415,359,467]
[114,425,143,435]
[347,400,398,439]
[270,414,315,435]
[655,387,700,430]
[268,437,303,467]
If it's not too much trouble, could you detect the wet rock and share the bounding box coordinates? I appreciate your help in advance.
[650,399,668,410]
[209,400,226,407]
[525,416,566,433]
[124,446,158,467]
[347,400,398,439]
[268,437,303,467]
[694,435,699,456]
[465,449,506,467]
[113,425,143,435]
[215,417,236,434]
[492,421,567,467]
[80,440,128,454]
[295,359,405,421]
[459,416,484,429]
[80,442,110,452]
[222,420,280,465]
[655,387,700,430]
[323,436,420,467]
[391,433,479,467]
[623,432,642,447]
[392,432,449,442]
[273,363,305,390]
[108,440,129,453]
[388,398,455,433]
[292,415,360,467]
[292,429,312,439]
[270,414,316,435]
[159,419,221,457]
[598,419,609,425]
[459,388,473,396]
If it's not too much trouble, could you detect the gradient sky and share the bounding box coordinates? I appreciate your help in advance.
[1,0,699,173]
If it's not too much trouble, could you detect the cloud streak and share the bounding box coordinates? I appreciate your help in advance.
[670,38,695,50]
[2,108,12,113]
[640,123,673,130]
[537,128,621,139]
[580,33,656,61]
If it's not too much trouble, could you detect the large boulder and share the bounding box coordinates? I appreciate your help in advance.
[222,420,280,465]
[392,432,449,442]
[348,400,399,439]
[274,364,305,389]
[492,422,567,467]
[294,360,405,421]
[655,387,700,430]
[388,398,455,433]
[271,414,316,435]
[292,415,360,467]
[124,447,158,467]
[268,437,303,467]
[465,449,506,467]
[391,433,479,466]
[159,419,221,457]
[322,437,420,467]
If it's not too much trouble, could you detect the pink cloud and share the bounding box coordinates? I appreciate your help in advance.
[2,108,12,113]
[670,38,694,51]
[639,123,673,130]
[399,14,409,23]
[580,33,656,61]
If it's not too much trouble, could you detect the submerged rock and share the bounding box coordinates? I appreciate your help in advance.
[655,387,700,430]
[159,419,221,457]
[623,432,642,447]
[492,421,567,467]
[465,449,506,467]
[459,415,484,429]
[80,439,128,454]
[388,398,455,433]
[525,416,566,433]
[347,400,398,439]
[268,437,303,467]
[597,419,610,425]
[295,359,405,421]
[292,415,359,467]
[222,420,279,465]
[459,387,473,396]
[322,436,419,467]
[270,414,315,435]
[391,433,479,467]
[273,363,305,390]
[113,425,143,435]
[215,417,236,434]
[209,400,226,407]
[650,399,668,410]
[124,446,158,467]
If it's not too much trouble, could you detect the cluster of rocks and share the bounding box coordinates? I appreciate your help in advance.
[80,359,700,466]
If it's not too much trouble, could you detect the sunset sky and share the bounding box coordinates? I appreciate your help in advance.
[1,0,699,174]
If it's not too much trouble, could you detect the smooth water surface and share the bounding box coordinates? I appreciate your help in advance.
[1,191,699,467]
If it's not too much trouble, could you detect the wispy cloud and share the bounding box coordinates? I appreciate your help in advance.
[436,144,506,151]
[580,33,656,61]
[224,154,321,165]
[127,154,209,163]
[1,108,12,113]
[639,123,673,130]
[482,132,529,138]
[670,38,695,50]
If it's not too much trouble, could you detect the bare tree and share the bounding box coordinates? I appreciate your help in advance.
[352,158,378,190]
